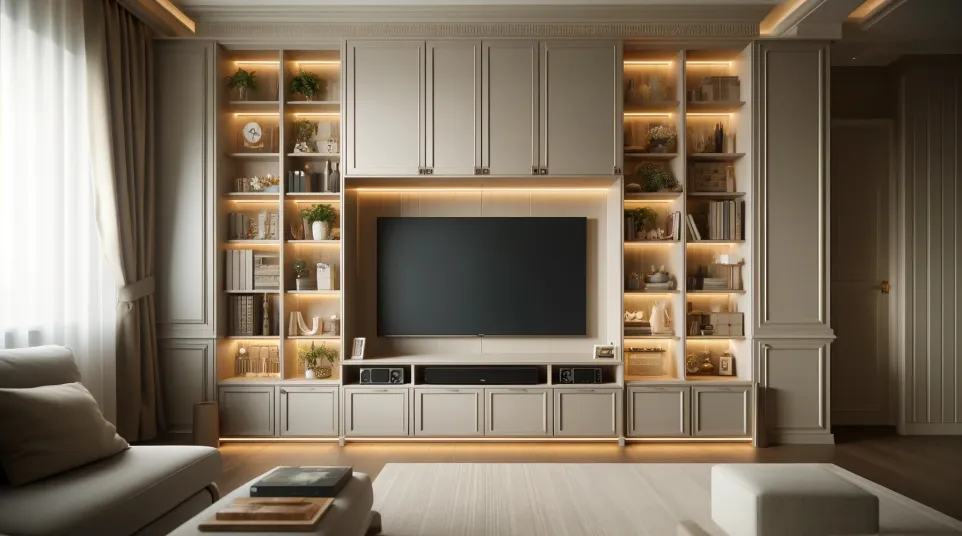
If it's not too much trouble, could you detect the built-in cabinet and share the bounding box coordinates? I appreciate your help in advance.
[485,388,552,436]
[692,385,753,437]
[554,388,623,437]
[345,39,621,177]
[157,340,215,435]
[627,383,753,438]
[627,386,690,437]
[343,387,410,437]
[219,386,275,437]
[278,387,339,437]
[414,388,484,436]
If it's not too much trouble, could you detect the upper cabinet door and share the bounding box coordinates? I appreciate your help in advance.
[482,41,539,176]
[425,41,481,176]
[345,41,424,176]
[540,41,622,175]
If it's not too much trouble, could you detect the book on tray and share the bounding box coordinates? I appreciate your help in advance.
[250,466,353,498]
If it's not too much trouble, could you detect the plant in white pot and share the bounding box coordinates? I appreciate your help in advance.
[226,68,257,101]
[301,203,336,241]
[298,342,338,379]
[293,260,313,290]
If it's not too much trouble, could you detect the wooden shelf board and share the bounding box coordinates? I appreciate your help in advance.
[687,192,746,198]
[225,290,280,294]
[287,335,340,339]
[225,192,280,200]
[224,335,278,339]
[286,153,340,157]
[286,240,341,245]
[687,240,745,244]
[624,151,679,160]
[227,153,281,159]
[687,336,746,340]
[683,375,750,382]
[624,240,680,245]
[218,377,283,385]
[624,335,679,340]
[286,290,340,295]
[227,240,281,245]
[624,290,680,295]
[624,192,682,201]
[285,192,340,198]
[686,290,746,295]
[229,101,279,105]
[340,353,613,366]
[286,100,340,106]
[686,100,745,112]
[625,375,678,382]
[688,153,745,161]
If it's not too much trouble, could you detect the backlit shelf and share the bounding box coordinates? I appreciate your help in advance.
[624,335,679,340]
[624,240,679,245]
[687,192,746,198]
[624,290,681,295]
[286,100,340,106]
[285,192,340,201]
[687,153,745,161]
[224,335,279,339]
[285,239,341,245]
[624,151,679,160]
[683,375,750,382]
[226,290,280,294]
[225,193,280,201]
[286,153,340,158]
[227,153,281,159]
[286,290,340,295]
[686,290,746,295]
[227,240,281,246]
[686,100,745,112]
[687,240,745,244]
[687,336,746,340]
[286,335,341,340]
[624,192,683,201]
[624,100,679,114]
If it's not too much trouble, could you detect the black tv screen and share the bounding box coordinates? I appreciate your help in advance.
[377,217,587,336]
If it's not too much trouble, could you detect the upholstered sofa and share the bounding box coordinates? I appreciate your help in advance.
[0,346,221,536]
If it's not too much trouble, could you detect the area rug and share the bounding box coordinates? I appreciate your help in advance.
[371,463,962,535]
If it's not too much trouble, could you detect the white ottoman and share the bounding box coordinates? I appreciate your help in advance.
[711,464,879,536]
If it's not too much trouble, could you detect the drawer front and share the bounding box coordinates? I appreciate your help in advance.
[414,388,484,436]
[343,388,410,437]
[692,385,753,437]
[485,388,552,436]
[553,388,622,437]
[627,386,691,437]
[278,387,338,437]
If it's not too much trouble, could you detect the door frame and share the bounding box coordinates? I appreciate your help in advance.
[830,118,899,427]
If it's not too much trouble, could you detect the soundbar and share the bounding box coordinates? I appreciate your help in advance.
[422,366,540,385]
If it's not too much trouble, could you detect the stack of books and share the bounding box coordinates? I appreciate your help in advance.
[229,294,263,336]
[624,321,653,336]
[229,212,280,240]
[702,277,729,291]
[226,252,280,291]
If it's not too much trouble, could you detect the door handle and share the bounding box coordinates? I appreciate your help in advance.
[880,281,891,294]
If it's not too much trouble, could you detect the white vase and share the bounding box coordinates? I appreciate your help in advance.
[651,301,669,333]
[312,221,329,241]
[305,368,315,380]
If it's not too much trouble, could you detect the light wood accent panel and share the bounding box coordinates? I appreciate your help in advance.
[485,388,552,436]
[157,339,214,434]
[627,386,690,437]
[900,62,962,432]
[278,386,339,437]
[755,339,832,443]
[425,41,481,175]
[155,41,215,338]
[414,388,484,436]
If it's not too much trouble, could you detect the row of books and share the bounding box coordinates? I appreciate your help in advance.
[686,200,744,241]
[226,251,280,291]
[229,212,280,241]
[230,294,265,337]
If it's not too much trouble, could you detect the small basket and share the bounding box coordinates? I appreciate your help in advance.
[313,366,333,379]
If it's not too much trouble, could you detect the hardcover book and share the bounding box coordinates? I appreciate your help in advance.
[250,466,353,498]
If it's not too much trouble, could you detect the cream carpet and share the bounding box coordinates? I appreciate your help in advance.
[371,463,962,535]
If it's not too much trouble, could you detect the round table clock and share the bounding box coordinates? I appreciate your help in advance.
[243,121,264,150]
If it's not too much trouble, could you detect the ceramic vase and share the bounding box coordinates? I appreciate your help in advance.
[312,221,330,241]
[305,368,315,380]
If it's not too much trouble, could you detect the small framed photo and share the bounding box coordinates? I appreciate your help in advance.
[593,344,617,360]
[351,337,366,360]
[718,353,734,376]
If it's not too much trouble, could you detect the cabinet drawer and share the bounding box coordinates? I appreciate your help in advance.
[627,386,690,437]
[485,388,551,436]
[278,387,338,437]
[692,385,753,437]
[343,387,409,437]
[553,388,622,437]
[414,388,483,436]
[219,386,275,437]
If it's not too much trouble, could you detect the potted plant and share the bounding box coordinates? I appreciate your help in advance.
[625,207,658,236]
[634,162,678,193]
[293,119,317,153]
[298,342,338,379]
[226,68,257,101]
[301,203,337,241]
[646,124,677,153]
[290,69,325,101]
[293,260,313,290]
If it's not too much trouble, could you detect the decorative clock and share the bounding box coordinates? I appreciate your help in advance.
[242,121,264,150]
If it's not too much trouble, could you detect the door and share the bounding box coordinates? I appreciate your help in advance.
[279,387,339,437]
[425,41,481,175]
[157,340,213,434]
[343,387,409,436]
[540,40,621,175]
[219,386,275,437]
[482,41,539,176]
[414,388,484,436]
[831,120,894,425]
[485,388,552,436]
[692,385,752,437]
[553,388,622,437]
[627,385,690,437]
[345,40,424,176]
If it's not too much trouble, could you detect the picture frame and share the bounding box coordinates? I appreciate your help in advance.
[351,337,366,360]
[718,353,734,376]
[593,344,617,360]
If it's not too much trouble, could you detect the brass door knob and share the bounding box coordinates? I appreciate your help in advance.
[881,280,891,294]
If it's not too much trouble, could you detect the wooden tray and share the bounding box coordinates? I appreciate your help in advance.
[199,497,333,532]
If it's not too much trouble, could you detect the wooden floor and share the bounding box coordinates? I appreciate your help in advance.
[214,429,962,522]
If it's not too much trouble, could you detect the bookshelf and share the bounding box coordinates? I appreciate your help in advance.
[216,46,343,385]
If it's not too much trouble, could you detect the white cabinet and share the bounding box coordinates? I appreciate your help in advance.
[540,40,621,175]
[482,41,540,176]
[343,387,410,437]
[219,386,275,437]
[278,387,339,437]
[157,340,214,434]
[485,388,552,436]
[554,388,622,437]
[692,385,753,437]
[413,388,484,436]
[425,41,481,175]
[627,386,690,437]
[345,40,424,176]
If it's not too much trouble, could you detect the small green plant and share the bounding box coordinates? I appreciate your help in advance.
[226,68,258,90]
[300,204,337,225]
[290,69,325,100]
[625,207,658,232]
[298,342,338,369]
[635,162,674,192]
[293,260,309,278]
[647,124,677,146]
[294,119,318,143]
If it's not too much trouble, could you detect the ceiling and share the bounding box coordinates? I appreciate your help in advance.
[834,0,962,65]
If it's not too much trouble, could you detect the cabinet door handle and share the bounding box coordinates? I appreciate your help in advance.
[474,167,482,175]
[280,389,287,395]
[426,168,434,175]
[532,166,539,175]
[444,389,461,393]
[371,389,389,393]
[613,166,622,175]
[539,168,548,175]
[482,168,490,175]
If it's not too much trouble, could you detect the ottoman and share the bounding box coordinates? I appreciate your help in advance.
[711,464,879,536]
[170,468,380,536]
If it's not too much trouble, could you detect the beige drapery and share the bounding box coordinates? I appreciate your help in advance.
[84,0,161,441]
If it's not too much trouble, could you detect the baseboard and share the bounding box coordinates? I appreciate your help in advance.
[770,430,835,444]
[900,423,962,435]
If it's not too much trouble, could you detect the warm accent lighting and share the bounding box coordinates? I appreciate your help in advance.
[626,437,752,443]
[354,187,608,193]
[687,113,735,117]
[848,0,889,21]
[624,112,673,118]
[156,0,195,33]
[624,241,675,246]
[759,0,807,35]
[295,61,341,66]
[342,437,622,443]
[234,61,280,65]
[686,61,732,67]
[234,112,279,117]
[230,199,280,204]
[220,437,340,443]
[294,113,340,117]
[624,60,672,66]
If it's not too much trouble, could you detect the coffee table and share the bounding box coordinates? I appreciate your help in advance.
[170,468,381,536]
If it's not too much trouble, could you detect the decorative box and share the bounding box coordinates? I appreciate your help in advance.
[316,263,334,290]
[626,348,668,377]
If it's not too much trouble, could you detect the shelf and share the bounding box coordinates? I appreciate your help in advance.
[686,290,746,295]
[227,153,281,159]
[625,375,677,382]
[624,240,679,245]
[286,153,340,158]
[286,290,340,295]
[687,240,745,244]
[286,100,340,106]
[624,192,682,201]
[286,335,341,340]
[281,377,341,385]
[687,192,746,199]
[688,153,745,161]
[686,100,745,112]
[226,290,280,294]
[218,377,283,385]
[624,151,678,160]
[286,239,341,245]
[624,335,679,340]
[229,101,280,106]
[225,192,280,201]
[339,353,610,366]
[683,375,749,382]
[687,336,746,340]
[624,100,679,114]
[624,290,680,295]
[227,240,281,245]
[224,335,279,339]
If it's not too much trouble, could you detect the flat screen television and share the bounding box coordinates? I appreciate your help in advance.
[377,217,587,336]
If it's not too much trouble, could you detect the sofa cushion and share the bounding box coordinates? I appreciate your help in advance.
[0,346,81,388]
[0,382,129,485]
[0,445,221,536]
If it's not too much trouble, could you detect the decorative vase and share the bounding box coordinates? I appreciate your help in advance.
[305,368,315,380]
[315,367,333,379]
[238,86,249,101]
[627,273,641,290]
[648,141,669,153]
[295,277,312,290]
[651,300,669,333]
[312,221,330,241]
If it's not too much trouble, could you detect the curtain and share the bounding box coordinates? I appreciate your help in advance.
[84,0,160,442]
[0,0,118,422]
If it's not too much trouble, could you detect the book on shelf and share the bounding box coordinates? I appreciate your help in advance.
[250,466,353,498]
[690,200,744,241]
[229,294,265,336]
[229,211,279,240]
